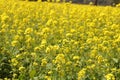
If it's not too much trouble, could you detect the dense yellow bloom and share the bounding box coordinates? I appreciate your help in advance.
[96,55,104,63]
[34,46,40,52]
[14,35,20,40]
[31,52,37,58]
[11,40,18,47]
[0,0,120,79]
[55,53,65,64]
[87,64,95,70]
[45,47,51,53]
[66,61,72,66]
[42,27,50,33]
[78,68,86,80]
[41,39,47,44]
[24,28,33,34]
[116,3,120,7]
[41,58,47,66]
[11,58,18,66]
[105,73,115,80]
[1,13,9,23]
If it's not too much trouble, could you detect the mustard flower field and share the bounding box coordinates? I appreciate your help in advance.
[0,0,120,80]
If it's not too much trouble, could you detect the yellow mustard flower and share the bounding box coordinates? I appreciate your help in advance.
[78,68,86,80]
[105,73,115,80]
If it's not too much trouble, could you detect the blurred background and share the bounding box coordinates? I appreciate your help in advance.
[69,0,120,5]
[28,0,120,6]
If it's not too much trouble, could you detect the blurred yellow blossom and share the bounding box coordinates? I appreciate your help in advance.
[41,58,47,66]
[19,66,25,71]
[78,68,86,80]
[105,73,115,80]
[55,53,65,64]
[73,56,80,60]
[11,40,18,47]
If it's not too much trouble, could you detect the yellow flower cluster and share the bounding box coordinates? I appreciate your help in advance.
[78,68,86,80]
[105,73,115,80]
[0,0,120,79]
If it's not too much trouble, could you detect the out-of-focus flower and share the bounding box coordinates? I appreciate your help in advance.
[105,73,115,80]
[78,68,86,80]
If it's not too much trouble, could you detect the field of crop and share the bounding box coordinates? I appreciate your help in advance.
[0,0,120,80]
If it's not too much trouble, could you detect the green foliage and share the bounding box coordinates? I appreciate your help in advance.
[0,48,12,79]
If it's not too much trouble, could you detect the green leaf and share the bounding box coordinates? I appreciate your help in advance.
[29,70,36,78]
[112,58,119,63]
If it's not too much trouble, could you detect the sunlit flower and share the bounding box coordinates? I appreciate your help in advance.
[73,56,80,60]
[24,28,33,34]
[55,53,65,64]
[19,66,25,71]
[11,58,18,66]
[34,46,40,52]
[11,40,18,47]
[105,73,115,80]
[44,76,51,80]
[78,68,86,80]
[41,58,47,66]
[33,62,38,66]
